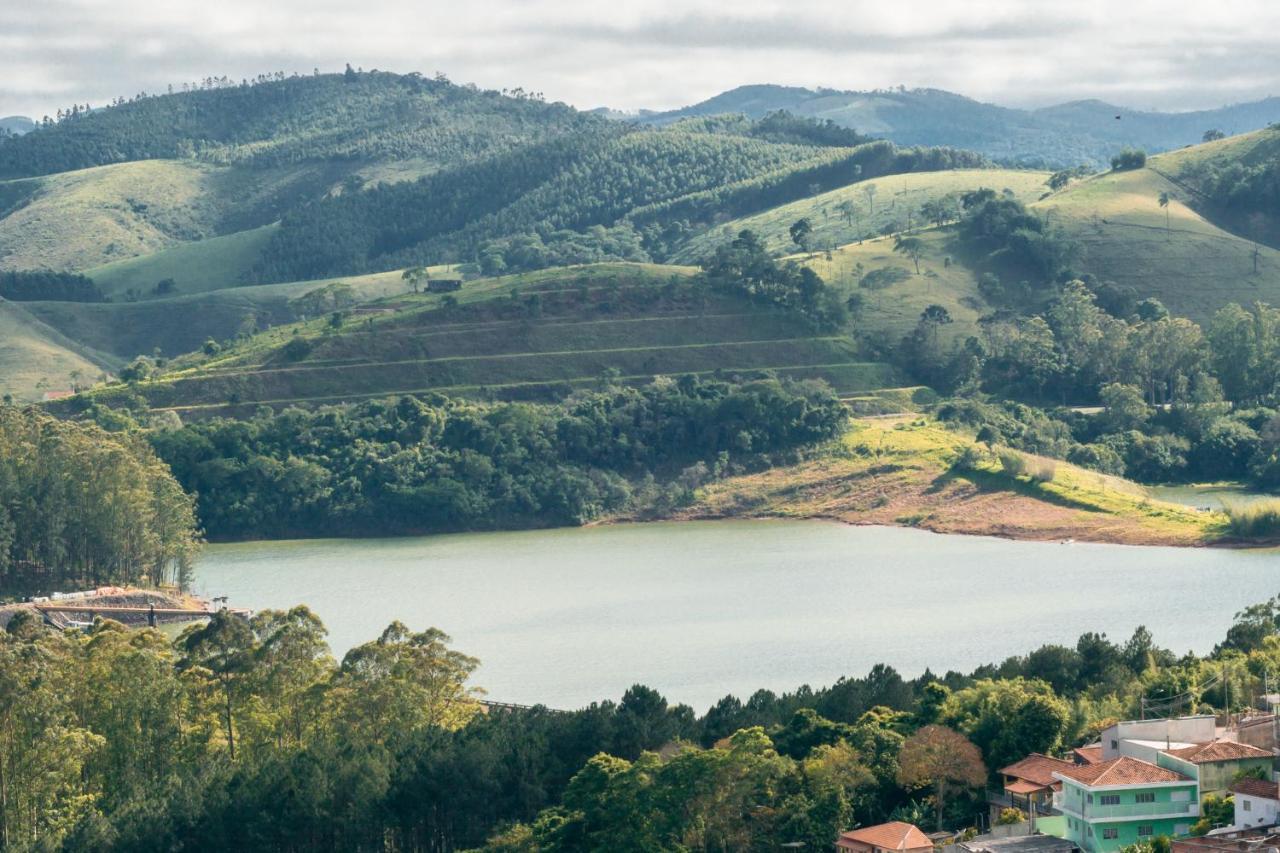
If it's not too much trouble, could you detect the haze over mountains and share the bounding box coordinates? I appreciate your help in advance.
[629,84,1280,167]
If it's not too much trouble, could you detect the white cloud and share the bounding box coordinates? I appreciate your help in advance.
[2,0,1280,118]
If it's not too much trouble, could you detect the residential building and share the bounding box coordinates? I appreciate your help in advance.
[1100,717,1217,763]
[1158,741,1274,797]
[1053,756,1199,853]
[993,754,1076,823]
[1172,828,1280,853]
[836,822,934,853]
[1074,745,1104,765]
[1229,778,1280,831]
[959,835,1076,853]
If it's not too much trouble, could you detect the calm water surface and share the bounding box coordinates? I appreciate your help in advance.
[196,520,1280,711]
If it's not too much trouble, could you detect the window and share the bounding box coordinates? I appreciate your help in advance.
[1135,793,1155,804]
[1111,740,1119,750]
[1138,826,1154,837]
[1087,794,1094,804]
[1171,791,1190,802]
[1245,800,1253,812]
[1104,829,1119,839]
[1101,795,1121,806]
[1175,824,1190,836]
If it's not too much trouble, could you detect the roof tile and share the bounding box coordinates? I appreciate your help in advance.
[1165,741,1272,764]
[839,822,934,851]
[1054,756,1191,786]
[1000,753,1077,787]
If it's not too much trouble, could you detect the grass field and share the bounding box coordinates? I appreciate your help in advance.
[1033,136,1280,321]
[672,168,1051,262]
[0,160,224,272]
[803,229,990,344]
[0,301,117,401]
[669,416,1227,546]
[28,265,426,361]
[86,224,279,297]
[71,263,903,415]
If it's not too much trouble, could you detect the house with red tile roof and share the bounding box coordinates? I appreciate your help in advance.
[836,821,934,853]
[1159,740,1274,797]
[993,753,1076,822]
[1229,777,1280,831]
[1073,745,1104,765]
[1050,756,1199,853]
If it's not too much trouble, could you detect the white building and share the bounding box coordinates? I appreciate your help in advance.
[1230,778,1280,831]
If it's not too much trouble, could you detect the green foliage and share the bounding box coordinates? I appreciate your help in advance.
[0,406,199,594]
[699,229,848,331]
[1223,499,1280,538]
[148,377,847,540]
[0,270,104,302]
[1111,149,1148,171]
[0,71,593,178]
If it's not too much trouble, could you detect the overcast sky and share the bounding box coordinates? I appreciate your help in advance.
[4,0,1280,119]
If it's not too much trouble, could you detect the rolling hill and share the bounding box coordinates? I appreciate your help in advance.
[1031,130,1280,321]
[65,263,903,417]
[638,84,1280,168]
[0,299,116,401]
[672,167,1051,262]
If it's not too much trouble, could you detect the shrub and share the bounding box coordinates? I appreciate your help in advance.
[952,445,989,471]
[997,807,1026,826]
[1224,500,1280,538]
[998,449,1028,477]
[1110,148,1147,171]
[1029,458,1057,483]
[281,337,314,361]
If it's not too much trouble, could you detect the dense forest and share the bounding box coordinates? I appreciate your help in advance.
[144,377,846,541]
[4,583,1277,850]
[0,270,103,302]
[0,71,595,178]
[252,127,988,283]
[0,407,199,593]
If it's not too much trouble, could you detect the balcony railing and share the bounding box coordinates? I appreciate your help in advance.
[988,790,1057,816]
[1059,799,1199,820]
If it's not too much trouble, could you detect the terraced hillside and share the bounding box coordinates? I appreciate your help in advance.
[26,266,428,359]
[74,264,901,416]
[673,168,1051,261]
[1032,132,1280,321]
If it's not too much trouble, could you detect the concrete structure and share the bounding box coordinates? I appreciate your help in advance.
[426,277,463,293]
[836,822,934,853]
[1172,828,1280,853]
[1230,778,1280,831]
[1100,717,1217,763]
[1053,756,1199,853]
[959,835,1077,853]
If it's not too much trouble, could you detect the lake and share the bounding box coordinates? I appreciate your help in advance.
[196,520,1280,711]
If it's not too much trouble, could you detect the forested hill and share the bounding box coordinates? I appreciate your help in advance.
[637,84,1280,167]
[0,71,597,179]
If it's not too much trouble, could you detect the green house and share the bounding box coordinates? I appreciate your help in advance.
[1052,756,1199,853]
[1156,741,1274,797]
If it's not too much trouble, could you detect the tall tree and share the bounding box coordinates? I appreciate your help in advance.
[897,725,986,830]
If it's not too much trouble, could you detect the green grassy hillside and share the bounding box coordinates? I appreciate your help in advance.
[27,267,421,359]
[0,300,116,401]
[71,263,900,416]
[1033,138,1280,321]
[673,168,1051,261]
[0,160,221,271]
[803,229,990,345]
[85,225,278,297]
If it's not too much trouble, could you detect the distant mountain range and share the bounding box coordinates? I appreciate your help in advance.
[628,85,1280,167]
[0,116,34,136]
